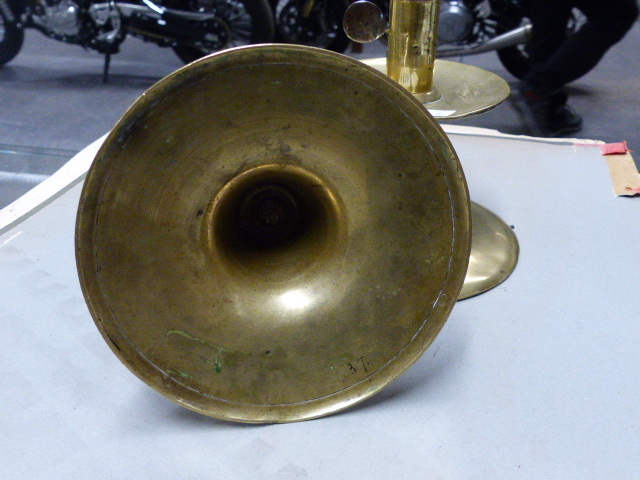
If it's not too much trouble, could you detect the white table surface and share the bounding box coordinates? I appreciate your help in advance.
[1,127,638,479]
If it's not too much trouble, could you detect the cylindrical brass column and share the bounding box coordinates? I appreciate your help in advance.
[387,0,442,103]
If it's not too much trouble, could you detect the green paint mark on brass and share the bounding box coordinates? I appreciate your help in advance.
[167,329,239,374]
[167,329,223,350]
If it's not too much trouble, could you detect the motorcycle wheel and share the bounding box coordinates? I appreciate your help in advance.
[274,0,351,53]
[0,10,23,66]
[491,11,529,80]
[172,0,275,64]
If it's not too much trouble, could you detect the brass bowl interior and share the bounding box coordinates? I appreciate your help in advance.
[207,164,347,283]
[76,45,471,423]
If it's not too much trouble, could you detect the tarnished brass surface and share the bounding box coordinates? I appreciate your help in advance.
[355,0,517,300]
[387,0,441,97]
[459,202,519,300]
[76,44,471,423]
[361,58,510,119]
[343,0,388,43]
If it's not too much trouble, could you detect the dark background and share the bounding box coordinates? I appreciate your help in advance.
[1,21,639,206]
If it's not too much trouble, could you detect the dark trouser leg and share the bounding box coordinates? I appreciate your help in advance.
[526,0,573,68]
[525,0,639,93]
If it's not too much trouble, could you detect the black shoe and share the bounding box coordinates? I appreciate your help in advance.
[546,104,583,137]
[511,85,583,137]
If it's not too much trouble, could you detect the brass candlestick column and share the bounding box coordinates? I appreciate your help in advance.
[386,0,442,103]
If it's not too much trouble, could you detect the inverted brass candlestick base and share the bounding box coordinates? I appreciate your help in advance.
[76,45,471,423]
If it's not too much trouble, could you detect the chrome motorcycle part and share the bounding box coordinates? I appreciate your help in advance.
[438,0,473,43]
[32,0,81,39]
[437,22,530,56]
[89,1,120,28]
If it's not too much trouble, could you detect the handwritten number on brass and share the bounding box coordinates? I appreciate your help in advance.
[358,356,368,373]
[337,356,369,381]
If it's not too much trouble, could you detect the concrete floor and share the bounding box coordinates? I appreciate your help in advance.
[1,21,639,207]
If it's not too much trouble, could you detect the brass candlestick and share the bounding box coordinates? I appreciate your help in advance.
[345,0,519,299]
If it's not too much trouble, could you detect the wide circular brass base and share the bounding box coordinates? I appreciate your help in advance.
[459,202,519,300]
[76,45,471,423]
[360,58,510,120]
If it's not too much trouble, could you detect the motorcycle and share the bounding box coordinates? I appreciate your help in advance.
[0,0,275,78]
[437,0,540,79]
[437,0,584,79]
[269,0,350,53]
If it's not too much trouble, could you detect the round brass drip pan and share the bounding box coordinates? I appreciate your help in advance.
[76,45,470,423]
[360,58,510,120]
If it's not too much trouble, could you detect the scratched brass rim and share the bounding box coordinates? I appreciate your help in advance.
[360,58,510,120]
[76,44,470,423]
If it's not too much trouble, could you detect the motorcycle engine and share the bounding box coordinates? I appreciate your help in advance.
[32,0,82,39]
[439,0,475,43]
